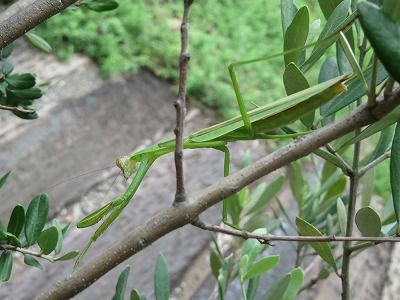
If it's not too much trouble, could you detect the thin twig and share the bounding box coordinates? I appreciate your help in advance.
[0,104,34,113]
[359,150,391,177]
[174,0,194,203]
[368,55,378,107]
[2,245,55,262]
[191,220,400,243]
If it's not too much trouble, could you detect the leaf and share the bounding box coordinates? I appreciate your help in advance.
[319,56,340,124]
[358,1,400,82]
[130,289,146,300]
[210,250,222,279]
[7,87,43,100]
[289,161,304,209]
[112,266,130,300]
[6,74,36,89]
[12,110,38,120]
[240,254,250,279]
[283,267,304,300]
[336,198,347,235]
[82,0,119,12]
[355,207,382,237]
[296,217,337,271]
[262,273,291,300]
[38,226,59,255]
[323,176,346,203]
[244,255,280,280]
[246,177,285,215]
[55,251,79,261]
[24,255,42,269]
[0,251,12,282]
[154,253,169,300]
[318,0,344,19]
[52,219,64,254]
[7,205,25,237]
[246,277,260,300]
[25,193,49,245]
[218,258,233,300]
[6,232,21,247]
[283,6,310,66]
[281,0,298,34]
[0,44,14,59]
[361,169,375,206]
[391,122,400,231]
[25,32,52,53]
[0,171,11,189]
[382,0,400,22]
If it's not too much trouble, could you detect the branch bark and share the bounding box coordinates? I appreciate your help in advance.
[174,0,193,203]
[0,0,78,49]
[37,89,400,300]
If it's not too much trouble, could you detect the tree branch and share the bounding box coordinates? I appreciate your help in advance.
[0,104,34,113]
[0,0,78,49]
[36,89,400,300]
[173,0,193,203]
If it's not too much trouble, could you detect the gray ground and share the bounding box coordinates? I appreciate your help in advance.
[0,42,396,300]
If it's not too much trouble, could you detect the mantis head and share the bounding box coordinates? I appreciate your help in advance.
[116,156,139,180]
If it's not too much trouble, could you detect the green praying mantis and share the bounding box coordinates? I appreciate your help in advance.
[75,6,384,260]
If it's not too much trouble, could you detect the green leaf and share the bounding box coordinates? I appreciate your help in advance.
[6,74,36,89]
[218,258,233,300]
[12,110,39,120]
[210,250,222,279]
[289,161,304,209]
[240,254,250,279]
[244,255,280,280]
[262,273,291,300]
[38,226,59,255]
[246,177,284,215]
[318,0,343,19]
[130,289,146,300]
[283,267,304,300]
[154,253,169,300]
[7,205,25,237]
[246,277,260,300]
[283,6,309,66]
[55,250,79,261]
[6,232,21,247]
[355,207,382,237]
[391,122,400,231]
[281,0,298,34]
[24,255,42,269]
[359,1,400,82]
[112,266,130,300]
[0,171,11,189]
[7,87,43,100]
[82,0,119,12]
[0,44,14,59]
[296,217,337,271]
[25,32,52,53]
[1,61,13,76]
[361,169,375,206]
[336,198,347,235]
[0,251,13,282]
[382,0,400,22]
[25,193,49,245]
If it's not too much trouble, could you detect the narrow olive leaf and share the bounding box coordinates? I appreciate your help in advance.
[82,0,119,12]
[323,175,346,203]
[7,87,43,100]
[0,251,13,282]
[130,289,147,300]
[0,43,14,59]
[313,149,347,172]
[361,169,375,206]
[289,161,304,209]
[244,255,280,280]
[7,205,25,237]
[302,0,354,72]
[359,2,400,82]
[262,273,292,300]
[283,63,313,127]
[383,0,400,22]
[112,266,131,300]
[239,255,250,279]
[6,233,21,247]
[355,207,382,237]
[218,259,233,300]
[0,171,11,189]
[246,277,260,300]
[336,198,347,235]
[55,251,79,261]
[25,32,52,53]
[318,0,343,19]
[337,42,352,75]
[319,56,340,124]
[154,253,169,300]
[337,106,400,150]
[77,202,114,228]
[38,226,59,255]
[281,0,298,34]
[391,122,400,230]
[366,125,394,164]
[210,250,222,279]
[52,219,64,254]
[25,193,49,245]
[5,74,36,89]
[284,6,310,66]
[296,217,337,271]
[246,176,285,215]
[283,267,304,300]
[24,255,42,270]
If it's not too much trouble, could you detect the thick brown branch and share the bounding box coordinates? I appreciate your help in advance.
[37,89,400,300]
[0,0,78,49]
[174,0,193,203]
[191,220,400,243]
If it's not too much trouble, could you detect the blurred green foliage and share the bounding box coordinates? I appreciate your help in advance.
[37,0,318,117]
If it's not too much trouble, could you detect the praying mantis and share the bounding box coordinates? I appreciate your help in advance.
[75,4,385,260]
